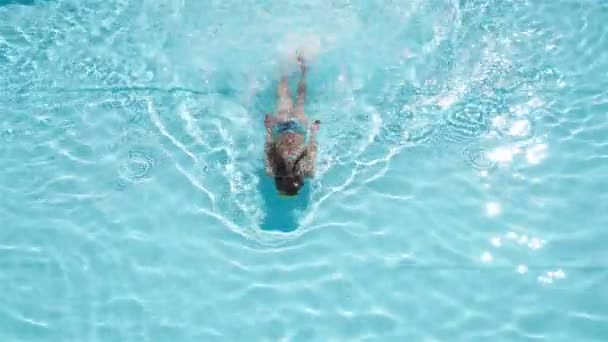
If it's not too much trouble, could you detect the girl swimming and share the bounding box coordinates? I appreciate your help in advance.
[264,55,320,196]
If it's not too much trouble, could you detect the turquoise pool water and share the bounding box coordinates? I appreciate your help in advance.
[2,0,608,340]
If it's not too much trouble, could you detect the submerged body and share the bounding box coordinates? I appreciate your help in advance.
[264,56,320,196]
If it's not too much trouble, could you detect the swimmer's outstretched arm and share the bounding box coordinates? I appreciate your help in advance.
[264,114,277,176]
[305,120,320,177]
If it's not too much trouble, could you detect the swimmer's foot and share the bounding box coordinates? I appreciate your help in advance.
[296,52,307,74]
[265,114,278,129]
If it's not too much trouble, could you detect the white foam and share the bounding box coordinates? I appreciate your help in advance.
[490,237,502,247]
[552,269,566,279]
[526,143,547,165]
[437,93,458,109]
[178,100,206,146]
[485,202,501,217]
[538,269,566,284]
[527,237,544,250]
[527,97,545,108]
[492,115,507,129]
[487,146,520,164]
[508,120,531,137]
[175,163,216,210]
[517,235,529,245]
[277,33,322,65]
[517,265,528,274]
[146,98,197,163]
[481,251,493,263]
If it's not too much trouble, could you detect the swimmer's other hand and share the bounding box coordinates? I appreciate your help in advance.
[265,114,276,129]
[296,53,307,73]
[312,119,320,132]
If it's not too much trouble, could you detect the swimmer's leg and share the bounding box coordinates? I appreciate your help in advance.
[293,54,308,125]
[276,71,293,120]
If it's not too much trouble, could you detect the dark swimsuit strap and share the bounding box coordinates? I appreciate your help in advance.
[291,149,308,173]
[294,149,307,164]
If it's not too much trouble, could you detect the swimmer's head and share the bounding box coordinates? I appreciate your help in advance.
[269,144,306,196]
[275,174,304,196]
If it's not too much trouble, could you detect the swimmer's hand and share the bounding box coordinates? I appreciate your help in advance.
[296,53,307,73]
[265,114,277,129]
[305,119,320,178]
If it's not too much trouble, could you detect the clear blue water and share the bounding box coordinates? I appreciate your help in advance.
[1,0,608,340]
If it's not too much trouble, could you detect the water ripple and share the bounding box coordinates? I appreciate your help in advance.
[463,142,498,172]
[118,149,155,185]
[2,0,608,340]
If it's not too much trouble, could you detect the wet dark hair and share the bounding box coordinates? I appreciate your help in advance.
[269,144,306,196]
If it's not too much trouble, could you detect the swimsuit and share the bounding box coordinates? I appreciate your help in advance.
[271,119,308,140]
[271,119,308,161]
